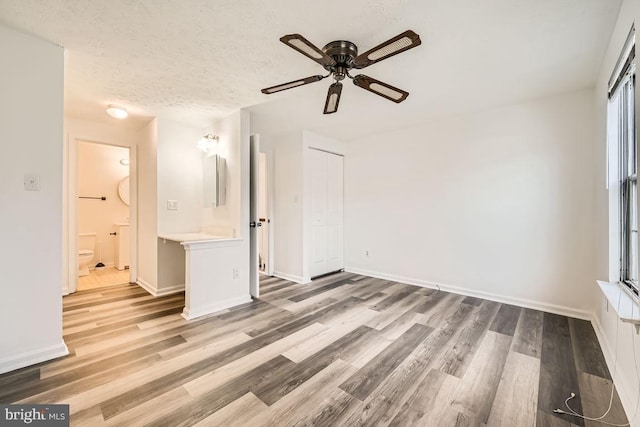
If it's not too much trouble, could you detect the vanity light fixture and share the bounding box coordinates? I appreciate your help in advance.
[197,134,219,153]
[106,104,128,119]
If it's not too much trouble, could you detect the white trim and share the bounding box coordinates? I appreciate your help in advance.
[265,148,275,276]
[273,271,310,284]
[66,135,138,295]
[136,278,184,297]
[155,284,185,296]
[345,266,592,321]
[182,295,252,320]
[608,25,635,93]
[62,286,70,296]
[136,277,157,295]
[597,280,640,323]
[0,342,68,375]
[181,238,243,251]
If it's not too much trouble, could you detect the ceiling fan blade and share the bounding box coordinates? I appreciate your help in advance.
[280,34,336,67]
[353,30,421,69]
[352,74,409,103]
[323,82,343,114]
[261,75,325,94]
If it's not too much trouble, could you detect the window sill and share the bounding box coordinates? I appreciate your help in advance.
[597,280,640,324]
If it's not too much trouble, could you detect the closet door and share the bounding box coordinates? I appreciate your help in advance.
[309,149,343,278]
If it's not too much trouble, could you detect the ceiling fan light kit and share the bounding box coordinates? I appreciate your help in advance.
[261,30,421,114]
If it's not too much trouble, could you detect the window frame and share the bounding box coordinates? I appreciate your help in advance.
[612,53,638,294]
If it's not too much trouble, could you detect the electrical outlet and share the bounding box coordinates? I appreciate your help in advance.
[232,268,239,279]
[24,174,41,191]
[167,200,178,210]
[365,250,369,257]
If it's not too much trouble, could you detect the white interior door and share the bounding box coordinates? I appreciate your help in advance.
[249,135,260,298]
[309,149,343,278]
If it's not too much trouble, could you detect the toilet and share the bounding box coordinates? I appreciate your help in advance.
[78,232,96,277]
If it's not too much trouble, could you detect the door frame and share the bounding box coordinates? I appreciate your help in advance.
[64,135,138,294]
[260,149,275,276]
[306,146,344,280]
[249,134,260,298]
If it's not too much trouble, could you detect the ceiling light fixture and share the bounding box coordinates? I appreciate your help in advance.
[197,134,219,153]
[106,104,128,119]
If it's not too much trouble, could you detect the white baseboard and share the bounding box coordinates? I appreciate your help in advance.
[136,278,184,297]
[0,341,69,375]
[273,271,309,284]
[155,284,185,296]
[182,295,253,320]
[62,286,70,296]
[345,266,592,321]
[136,278,157,296]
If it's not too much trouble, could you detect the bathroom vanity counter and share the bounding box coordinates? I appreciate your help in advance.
[157,232,250,321]
[158,232,237,244]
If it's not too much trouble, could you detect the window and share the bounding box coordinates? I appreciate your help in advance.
[609,29,637,293]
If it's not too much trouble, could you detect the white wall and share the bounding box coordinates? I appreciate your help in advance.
[271,132,304,281]
[137,119,159,291]
[157,119,203,235]
[263,130,347,283]
[345,89,596,317]
[0,24,67,373]
[202,111,245,238]
[132,113,248,296]
[593,1,640,424]
[155,118,204,293]
[77,142,130,267]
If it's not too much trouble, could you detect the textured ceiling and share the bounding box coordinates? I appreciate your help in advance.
[0,0,623,138]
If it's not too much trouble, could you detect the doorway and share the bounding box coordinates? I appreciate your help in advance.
[66,138,138,294]
[250,135,274,298]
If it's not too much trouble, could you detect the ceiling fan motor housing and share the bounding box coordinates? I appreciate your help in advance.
[323,40,358,80]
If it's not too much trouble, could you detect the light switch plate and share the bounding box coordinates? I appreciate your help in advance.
[167,200,178,210]
[24,174,41,191]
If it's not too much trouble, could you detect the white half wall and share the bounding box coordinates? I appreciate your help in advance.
[345,89,596,316]
[0,24,67,373]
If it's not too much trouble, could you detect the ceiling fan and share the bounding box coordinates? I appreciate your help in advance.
[261,30,422,114]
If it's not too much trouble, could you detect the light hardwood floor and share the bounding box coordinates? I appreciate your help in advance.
[78,267,131,291]
[0,273,628,426]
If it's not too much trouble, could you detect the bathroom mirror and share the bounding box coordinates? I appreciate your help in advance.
[203,155,226,207]
[118,176,130,206]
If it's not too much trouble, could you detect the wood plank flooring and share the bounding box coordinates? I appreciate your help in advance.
[0,273,628,426]
[78,267,130,291]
